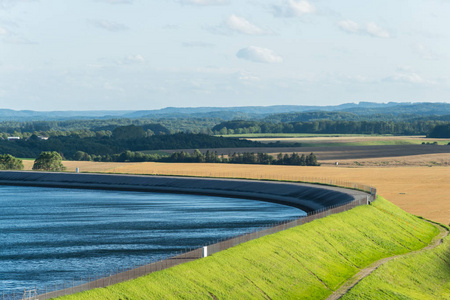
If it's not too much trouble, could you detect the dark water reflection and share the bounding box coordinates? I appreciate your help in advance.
[0,185,304,292]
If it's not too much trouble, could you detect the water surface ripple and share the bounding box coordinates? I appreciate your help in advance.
[0,185,303,292]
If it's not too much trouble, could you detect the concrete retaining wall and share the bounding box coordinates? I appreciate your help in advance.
[0,171,370,212]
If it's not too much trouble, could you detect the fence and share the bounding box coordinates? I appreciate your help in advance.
[1,190,373,300]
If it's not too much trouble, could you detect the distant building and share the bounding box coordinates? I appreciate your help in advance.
[38,136,49,140]
[7,137,21,141]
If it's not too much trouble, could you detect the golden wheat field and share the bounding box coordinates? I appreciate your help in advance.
[21,159,449,225]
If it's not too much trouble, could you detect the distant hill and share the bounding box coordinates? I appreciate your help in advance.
[1,102,449,122]
[340,103,450,116]
[0,109,130,121]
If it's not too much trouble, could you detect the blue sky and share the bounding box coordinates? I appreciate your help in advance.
[0,0,449,111]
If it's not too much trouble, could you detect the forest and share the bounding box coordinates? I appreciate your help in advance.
[0,130,296,160]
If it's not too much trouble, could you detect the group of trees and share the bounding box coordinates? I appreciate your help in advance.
[72,150,165,163]
[0,154,24,170]
[167,150,320,166]
[0,152,64,171]
[32,151,65,171]
[427,124,450,138]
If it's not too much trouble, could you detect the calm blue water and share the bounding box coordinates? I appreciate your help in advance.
[0,186,303,292]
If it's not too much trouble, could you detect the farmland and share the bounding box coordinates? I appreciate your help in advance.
[58,197,441,299]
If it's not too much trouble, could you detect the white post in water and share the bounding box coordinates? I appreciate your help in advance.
[203,246,208,258]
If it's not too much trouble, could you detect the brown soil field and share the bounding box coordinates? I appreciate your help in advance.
[24,160,448,225]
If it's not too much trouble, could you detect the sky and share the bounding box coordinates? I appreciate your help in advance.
[0,0,450,111]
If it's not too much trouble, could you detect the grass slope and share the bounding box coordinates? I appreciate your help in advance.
[342,225,450,300]
[59,197,439,300]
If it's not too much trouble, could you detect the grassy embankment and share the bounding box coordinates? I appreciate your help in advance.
[59,197,440,299]
[342,224,450,300]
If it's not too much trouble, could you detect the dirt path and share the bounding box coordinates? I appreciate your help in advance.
[326,222,449,300]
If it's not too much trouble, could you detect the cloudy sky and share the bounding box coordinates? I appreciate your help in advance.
[0,0,449,111]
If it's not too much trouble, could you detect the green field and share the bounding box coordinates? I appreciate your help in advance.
[58,197,442,299]
[342,224,450,300]
[219,133,383,138]
[298,140,449,147]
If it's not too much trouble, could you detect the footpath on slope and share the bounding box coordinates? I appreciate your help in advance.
[326,221,449,300]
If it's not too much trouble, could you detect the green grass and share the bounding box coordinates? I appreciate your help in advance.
[219,133,388,138]
[303,140,449,147]
[299,140,447,147]
[342,224,450,300]
[58,197,441,300]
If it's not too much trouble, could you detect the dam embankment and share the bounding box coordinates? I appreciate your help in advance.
[0,171,372,212]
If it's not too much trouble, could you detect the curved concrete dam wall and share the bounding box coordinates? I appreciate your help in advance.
[0,171,370,212]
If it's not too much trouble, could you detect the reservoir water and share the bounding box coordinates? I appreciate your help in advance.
[0,185,304,292]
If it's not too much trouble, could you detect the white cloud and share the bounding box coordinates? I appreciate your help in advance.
[366,22,390,38]
[178,0,229,5]
[383,68,434,85]
[337,19,360,34]
[337,19,390,38]
[226,15,265,35]
[272,0,315,18]
[88,19,129,32]
[237,71,260,82]
[236,46,283,64]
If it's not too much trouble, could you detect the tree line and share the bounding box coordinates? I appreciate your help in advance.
[166,150,319,166]
[212,120,448,136]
